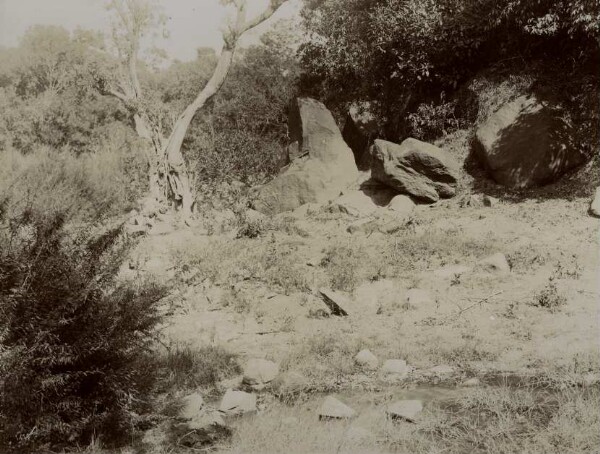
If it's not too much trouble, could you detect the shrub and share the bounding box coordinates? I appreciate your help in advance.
[157,344,241,392]
[0,209,166,451]
[534,278,567,311]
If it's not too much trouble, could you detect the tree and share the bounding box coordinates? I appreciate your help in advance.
[99,0,288,220]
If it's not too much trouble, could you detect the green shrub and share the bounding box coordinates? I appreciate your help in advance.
[0,209,166,451]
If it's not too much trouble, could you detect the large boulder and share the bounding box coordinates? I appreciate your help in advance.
[371,138,460,203]
[473,95,586,188]
[342,104,378,171]
[253,98,359,214]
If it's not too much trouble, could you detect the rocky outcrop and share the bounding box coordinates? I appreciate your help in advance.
[473,95,586,188]
[590,187,600,218]
[371,138,460,203]
[342,104,378,171]
[253,98,359,214]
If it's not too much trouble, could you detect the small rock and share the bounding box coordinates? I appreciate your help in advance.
[273,371,309,395]
[388,195,415,219]
[242,359,279,386]
[381,359,410,376]
[179,392,205,421]
[483,195,498,207]
[219,389,257,416]
[318,288,350,316]
[477,253,510,273]
[386,400,423,422]
[355,349,379,370]
[461,377,481,387]
[405,289,434,306]
[433,265,471,279]
[318,396,356,420]
[330,190,379,217]
[590,187,600,218]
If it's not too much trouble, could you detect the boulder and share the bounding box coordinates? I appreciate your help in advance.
[386,400,423,422]
[473,95,586,188]
[253,98,359,214]
[318,396,356,420]
[461,377,481,387]
[590,187,600,218]
[371,138,460,203]
[329,190,379,217]
[219,390,257,416]
[242,359,279,386]
[476,253,510,274]
[355,349,379,370]
[342,104,378,171]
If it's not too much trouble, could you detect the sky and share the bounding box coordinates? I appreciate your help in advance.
[0,0,300,61]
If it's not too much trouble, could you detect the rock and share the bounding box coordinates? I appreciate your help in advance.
[590,187,600,218]
[318,396,356,420]
[387,194,415,220]
[355,349,379,370]
[242,359,279,386]
[318,288,350,316]
[381,359,410,376]
[433,265,471,279]
[461,377,481,387]
[386,400,423,422]
[253,98,359,214]
[371,138,460,203]
[483,195,498,207]
[477,253,510,274]
[172,413,230,448]
[473,95,586,188]
[179,392,205,421]
[219,389,257,416]
[273,371,309,396]
[347,217,379,234]
[330,190,379,217]
[342,103,378,171]
[405,289,434,307]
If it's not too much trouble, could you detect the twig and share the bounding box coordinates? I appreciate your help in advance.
[422,290,503,325]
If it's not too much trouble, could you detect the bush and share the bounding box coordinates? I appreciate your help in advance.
[0,209,166,451]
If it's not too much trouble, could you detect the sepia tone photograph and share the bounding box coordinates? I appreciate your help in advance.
[0,0,599,452]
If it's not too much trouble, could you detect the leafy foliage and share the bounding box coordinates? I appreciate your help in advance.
[0,209,166,451]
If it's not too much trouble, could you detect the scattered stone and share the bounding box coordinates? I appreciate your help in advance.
[387,194,415,220]
[342,103,378,171]
[381,359,410,377]
[355,349,379,370]
[318,288,350,316]
[461,377,481,387]
[253,98,359,214]
[179,392,205,421]
[219,389,257,416]
[371,138,460,203]
[330,190,379,217]
[318,396,356,420]
[477,253,510,274]
[242,359,279,386]
[405,289,434,306]
[386,400,423,422]
[473,94,585,188]
[590,187,600,218]
[433,265,471,279]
